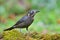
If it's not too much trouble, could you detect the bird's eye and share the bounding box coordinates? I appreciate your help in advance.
[30,11,34,14]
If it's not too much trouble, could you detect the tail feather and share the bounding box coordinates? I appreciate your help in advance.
[4,27,14,31]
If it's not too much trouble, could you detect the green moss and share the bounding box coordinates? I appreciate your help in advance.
[2,30,60,40]
[51,33,60,40]
[3,30,25,40]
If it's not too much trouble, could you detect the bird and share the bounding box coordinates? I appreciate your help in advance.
[4,10,40,31]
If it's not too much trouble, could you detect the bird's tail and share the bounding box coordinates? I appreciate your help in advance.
[4,27,14,31]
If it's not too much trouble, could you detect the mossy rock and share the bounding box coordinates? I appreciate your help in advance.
[3,30,25,40]
[1,30,60,40]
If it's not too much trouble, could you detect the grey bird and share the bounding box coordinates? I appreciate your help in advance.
[4,10,40,31]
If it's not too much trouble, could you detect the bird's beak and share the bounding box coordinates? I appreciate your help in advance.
[36,10,40,13]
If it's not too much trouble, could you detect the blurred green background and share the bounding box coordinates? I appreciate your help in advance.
[0,0,60,33]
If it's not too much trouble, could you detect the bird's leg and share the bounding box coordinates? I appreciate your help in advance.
[26,28,28,33]
[20,28,22,32]
[26,28,28,31]
[26,28,30,36]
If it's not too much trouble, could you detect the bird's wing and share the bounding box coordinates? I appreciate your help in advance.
[14,19,24,25]
[14,16,28,26]
[14,22,26,28]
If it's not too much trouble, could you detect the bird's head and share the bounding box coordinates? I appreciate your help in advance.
[27,10,40,17]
